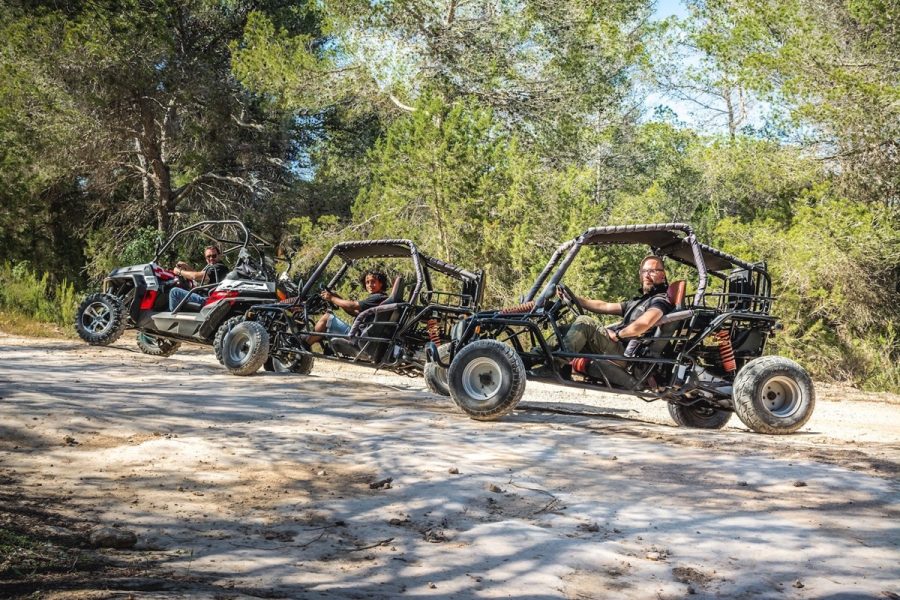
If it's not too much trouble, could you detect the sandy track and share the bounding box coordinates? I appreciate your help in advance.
[1,334,898,599]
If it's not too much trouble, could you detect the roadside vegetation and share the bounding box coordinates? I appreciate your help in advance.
[0,0,896,390]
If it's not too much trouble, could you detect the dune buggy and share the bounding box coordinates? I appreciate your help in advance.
[435,223,815,434]
[75,220,295,359]
[216,239,483,390]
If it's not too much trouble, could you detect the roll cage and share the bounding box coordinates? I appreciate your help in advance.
[526,222,772,314]
[152,220,278,281]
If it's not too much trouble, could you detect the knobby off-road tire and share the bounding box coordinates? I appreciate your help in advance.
[732,356,815,434]
[448,339,526,421]
[668,402,732,429]
[213,315,245,364]
[423,344,451,396]
[221,321,269,376]
[135,332,181,357]
[264,353,314,374]
[74,293,127,345]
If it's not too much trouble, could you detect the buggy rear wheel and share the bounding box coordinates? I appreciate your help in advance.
[424,344,451,396]
[221,321,269,376]
[265,353,314,375]
[136,332,181,357]
[448,340,526,421]
[732,356,815,434]
[668,402,731,429]
[75,293,127,345]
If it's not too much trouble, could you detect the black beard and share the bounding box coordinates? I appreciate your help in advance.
[640,281,668,295]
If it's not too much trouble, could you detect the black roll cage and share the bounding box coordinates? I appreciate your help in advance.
[296,239,484,310]
[525,222,772,315]
[153,220,277,278]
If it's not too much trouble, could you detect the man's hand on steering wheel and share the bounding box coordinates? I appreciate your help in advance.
[555,283,584,316]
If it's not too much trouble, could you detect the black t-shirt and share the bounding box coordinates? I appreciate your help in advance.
[201,262,229,285]
[358,292,388,313]
[618,284,674,327]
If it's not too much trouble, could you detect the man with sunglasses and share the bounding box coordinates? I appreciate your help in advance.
[168,245,230,311]
[559,255,674,356]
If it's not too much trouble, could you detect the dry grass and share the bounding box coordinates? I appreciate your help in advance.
[0,311,76,339]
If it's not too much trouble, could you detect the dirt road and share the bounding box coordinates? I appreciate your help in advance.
[1,334,898,599]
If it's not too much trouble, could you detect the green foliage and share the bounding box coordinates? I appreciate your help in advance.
[0,262,78,328]
[684,0,900,203]
[352,93,601,304]
[714,193,900,391]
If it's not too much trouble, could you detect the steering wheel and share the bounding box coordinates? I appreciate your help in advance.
[303,285,331,314]
[555,283,584,316]
[160,265,191,290]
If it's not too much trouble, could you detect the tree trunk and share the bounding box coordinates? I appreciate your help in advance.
[138,99,175,234]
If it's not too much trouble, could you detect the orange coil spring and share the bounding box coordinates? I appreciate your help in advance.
[426,319,441,344]
[716,330,737,373]
[499,300,535,315]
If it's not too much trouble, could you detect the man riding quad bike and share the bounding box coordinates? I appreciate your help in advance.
[215,239,483,392]
[74,220,295,358]
[432,223,815,434]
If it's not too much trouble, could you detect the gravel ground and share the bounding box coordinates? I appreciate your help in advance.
[1,333,898,599]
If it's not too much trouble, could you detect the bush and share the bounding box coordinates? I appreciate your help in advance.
[0,261,78,328]
[714,193,900,392]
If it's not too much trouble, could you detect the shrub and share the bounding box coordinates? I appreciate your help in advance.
[0,261,78,329]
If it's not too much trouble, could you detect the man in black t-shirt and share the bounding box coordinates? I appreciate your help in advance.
[305,270,388,346]
[560,255,674,356]
[168,245,230,311]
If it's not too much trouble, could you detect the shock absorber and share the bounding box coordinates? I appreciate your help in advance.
[716,330,737,373]
[426,319,441,344]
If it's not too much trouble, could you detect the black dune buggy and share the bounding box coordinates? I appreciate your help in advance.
[75,220,295,359]
[216,239,484,391]
[433,223,815,434]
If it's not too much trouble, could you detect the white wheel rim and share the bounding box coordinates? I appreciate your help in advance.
[82,301,113,333]
[461,357,504,401]
[761,375,802,418]
[227,330,253,365]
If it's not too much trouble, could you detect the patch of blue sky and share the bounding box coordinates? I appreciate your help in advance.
[642,0,776,137]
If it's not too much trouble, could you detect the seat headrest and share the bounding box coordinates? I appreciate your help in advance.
[667,280,686,308]
[385,275,404,303]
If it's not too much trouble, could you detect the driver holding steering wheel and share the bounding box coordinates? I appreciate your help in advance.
[168,245,229,311]
[559,255,674,356]
[305,270,388,347]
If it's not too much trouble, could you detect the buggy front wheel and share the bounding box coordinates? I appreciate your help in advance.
[221,321,270,376]
[265,353,314,375]
[732,356,815,434]
[448,340,526,421]
[75,293,127,345]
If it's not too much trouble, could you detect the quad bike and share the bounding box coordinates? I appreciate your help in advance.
[216,239,483,393]
[432,223,815,434]
[75,220,296,363]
